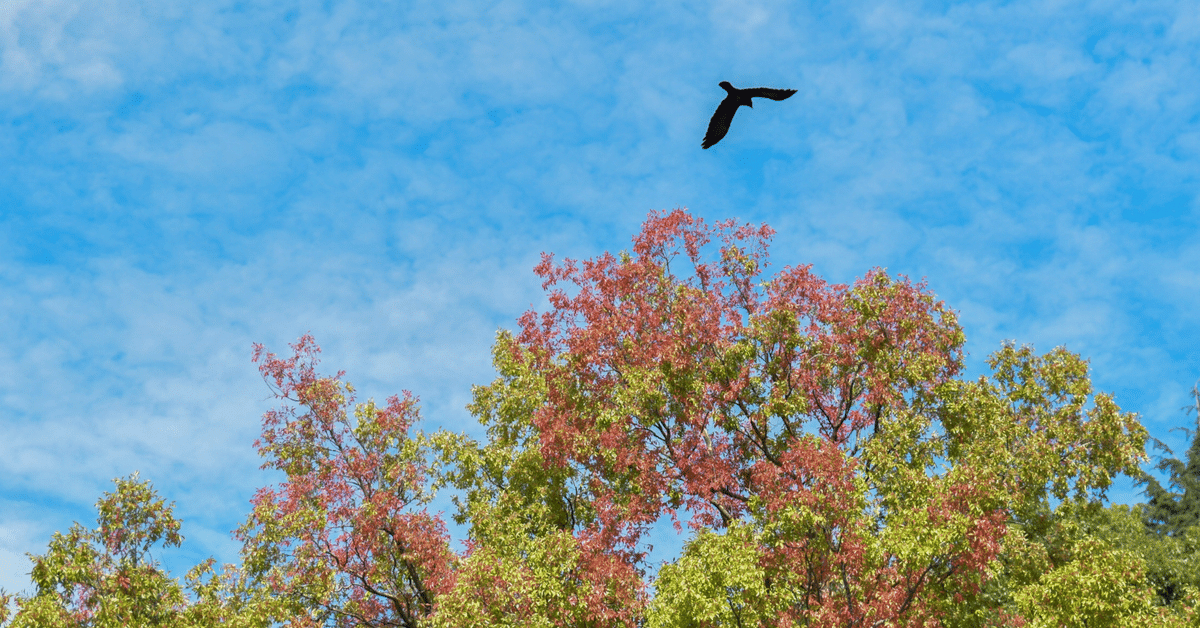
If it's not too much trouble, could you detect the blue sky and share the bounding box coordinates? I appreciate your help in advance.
[2,0,1199,596]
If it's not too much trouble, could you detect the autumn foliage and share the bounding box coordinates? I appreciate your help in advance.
[236,337,456,626]
[2,209,1182,627]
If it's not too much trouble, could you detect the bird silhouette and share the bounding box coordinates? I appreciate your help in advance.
[702,81,797,149]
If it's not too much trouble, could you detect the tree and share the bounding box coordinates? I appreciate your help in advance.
[1140,380,1200,538]
[0,473,288,628]
[4,209,1172,627]
[960,498,1200,628]
[430,333,649,628]
[238,333,643,628]
[234,335,456,627]
[434,208,1151,627]
[1106,377,1200,611]
[0,473,189,627]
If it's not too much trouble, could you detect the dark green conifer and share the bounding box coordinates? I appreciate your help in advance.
[1138,379,1200,538]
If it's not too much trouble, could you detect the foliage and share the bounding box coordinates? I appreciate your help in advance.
[181,555,292,627]
[0,473,288,628]
[235,335,456,627]
[1001,500,1200,628]
[645,521,781,628]
[427,496,614,628]
[4,209,1181,627]
[0,474,188,627]
[935,497,1200,628]
[437,209,1151,626]
[429,330,647,628]
[1138,381,1200,538]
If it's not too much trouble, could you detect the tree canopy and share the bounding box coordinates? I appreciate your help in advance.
[3,210,1195,627]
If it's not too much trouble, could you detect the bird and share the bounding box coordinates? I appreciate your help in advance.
[702,81,797,149]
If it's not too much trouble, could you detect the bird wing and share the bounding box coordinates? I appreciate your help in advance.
[742,87,797,101]
[702,97,740,149]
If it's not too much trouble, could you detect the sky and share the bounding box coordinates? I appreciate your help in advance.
[2,0,1199,597]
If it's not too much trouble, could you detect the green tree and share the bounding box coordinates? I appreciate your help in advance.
[0,473,189,627]
[0,475,283,628]
[1099,377,1200,612]
[981,500,1200,628]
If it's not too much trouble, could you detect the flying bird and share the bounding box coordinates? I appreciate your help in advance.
[702,81,797,149]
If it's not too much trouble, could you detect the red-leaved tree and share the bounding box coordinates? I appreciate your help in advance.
[236,336,456,627]
[483,209,1145,627]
